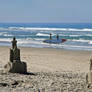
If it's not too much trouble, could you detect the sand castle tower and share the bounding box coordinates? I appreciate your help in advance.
[4,37,27,74]
[10,37,20,62]
[86,57,92,88]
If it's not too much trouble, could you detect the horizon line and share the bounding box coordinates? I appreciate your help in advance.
[0,22,92,24]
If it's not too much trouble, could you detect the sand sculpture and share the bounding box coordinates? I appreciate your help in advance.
[4,37,27,74]
[10,37,20,62]
[86,57,92,88]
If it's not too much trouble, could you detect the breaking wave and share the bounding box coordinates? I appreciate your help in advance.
[36,33,50,36]
[72,39,90,43]
[0,27,92,32]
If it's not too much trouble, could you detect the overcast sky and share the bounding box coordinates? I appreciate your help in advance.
[0,0,92,23]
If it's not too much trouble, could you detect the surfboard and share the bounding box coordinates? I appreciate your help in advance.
[43,39,67,44]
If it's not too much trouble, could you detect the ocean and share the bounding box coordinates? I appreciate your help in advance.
[0,23,92,51]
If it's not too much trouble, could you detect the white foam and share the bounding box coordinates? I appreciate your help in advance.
[3,34,13,37]
[68,28,92,32]
[88,41,92,44]
[0,32,7,36]
[0,27,92,32]
[82,28,92,31]
[72,39,90,43]
[59,34,67,36]
[0,32,13,37]
[61,44,92,49]
[18,27,67,31]
[36,33,50,36]
[0,38,11,42]
[68,28,80,31]
[34,38,46,41]
[69,35,82,37]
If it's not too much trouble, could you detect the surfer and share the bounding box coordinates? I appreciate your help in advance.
[50,33,52,40]
[56,34,59,40]
[43,33,67,44]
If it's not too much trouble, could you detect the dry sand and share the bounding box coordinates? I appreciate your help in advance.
[0,46,92,91]
[0,46,91,73]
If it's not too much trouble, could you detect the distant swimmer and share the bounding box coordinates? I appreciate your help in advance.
[50,33,52,40]
[56,34,59,40]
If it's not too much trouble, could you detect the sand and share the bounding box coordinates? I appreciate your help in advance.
[0,46,92,91]
[1,46,91,73]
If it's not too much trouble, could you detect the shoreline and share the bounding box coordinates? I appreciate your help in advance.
[2,45,92,52]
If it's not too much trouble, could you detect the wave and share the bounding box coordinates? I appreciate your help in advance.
[88,41,92,44]
[84,34,92,36]
[61,44,92,51]
[71,39,92,46]
[0,32,13,37]
[72,39,90,43]
[36,33,81,37]
[0,32,7,36]
[0,38,11,42]
[36,33,50,36]
[36,33,55,36]
[0,37,92,51]
[3,34,13,37]
[69,35,82,37]
[0,27,92,32]
[0,37,90,45]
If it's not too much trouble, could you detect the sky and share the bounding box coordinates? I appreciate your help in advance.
[0,0,92,23]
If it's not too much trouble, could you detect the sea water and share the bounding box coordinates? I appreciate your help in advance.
[0,23,92,51]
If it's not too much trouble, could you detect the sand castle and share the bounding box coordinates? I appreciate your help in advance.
[10,37,20,62]
[4,37,27,74]
[86,57,92,88]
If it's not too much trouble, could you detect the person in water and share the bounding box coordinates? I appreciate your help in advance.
[50,33,52,40]
[56,34,59,40]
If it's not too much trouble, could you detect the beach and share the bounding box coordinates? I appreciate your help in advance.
[0,46,91,91]
[0,0,92,91]
[0,46,91,73]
